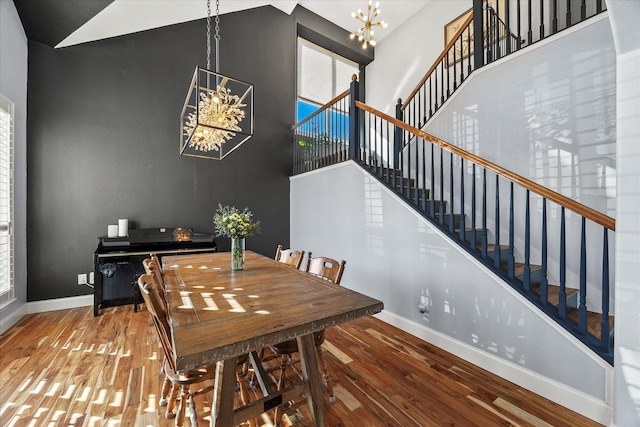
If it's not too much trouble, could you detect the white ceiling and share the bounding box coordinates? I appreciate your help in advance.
[56,0,431,48]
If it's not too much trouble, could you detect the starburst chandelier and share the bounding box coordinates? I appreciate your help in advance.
[350,0,388,49]
[180,0,254,160]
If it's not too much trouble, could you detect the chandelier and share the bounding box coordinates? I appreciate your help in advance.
[180,0,254,160]
[350,0,388,49]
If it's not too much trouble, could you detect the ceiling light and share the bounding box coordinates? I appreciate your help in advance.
[350,1,388,49]
[180,0,254,160]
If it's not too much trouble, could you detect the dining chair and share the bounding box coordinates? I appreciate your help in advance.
[249,245,305,388]
[143,253,164,288]
[274,244,305,269]
[304,252,346,285]
[269,254,346,414]
[137,253,164,312]
[138,273,253,427]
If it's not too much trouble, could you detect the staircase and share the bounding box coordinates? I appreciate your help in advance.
[291,2,614,364]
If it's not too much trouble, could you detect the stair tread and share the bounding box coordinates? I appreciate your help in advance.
[566,307,615,341]
[481,243,510,251]
[529,282,578,305]
[454,227,485,233]
[511,262,542,276]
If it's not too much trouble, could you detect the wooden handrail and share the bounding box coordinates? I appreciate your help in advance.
[401,12,474,111]
[291,88,351,132]
[356,101,615,231]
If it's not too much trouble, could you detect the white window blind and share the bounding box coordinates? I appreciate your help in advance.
[297,38,359,105]
[0,94,14,305]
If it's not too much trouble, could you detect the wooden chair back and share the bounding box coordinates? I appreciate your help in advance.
[274,245,305,269]
[143,253,164,288]
[138,273,177,373]
[304,253,346,285]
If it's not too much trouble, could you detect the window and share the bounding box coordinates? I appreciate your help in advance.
[296,38,360,123]
[0,94,14,306]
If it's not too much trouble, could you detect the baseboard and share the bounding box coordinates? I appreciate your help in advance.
[0,295,93,335]
[26,295,93,314]
[375,310,613,426]
[0,303,27,335]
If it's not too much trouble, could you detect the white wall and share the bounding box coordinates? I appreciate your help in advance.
[366,0,471,115]
[291,162,612,424]
[0,0,28,333]
[423,15,616,217]
[607,1,640,425]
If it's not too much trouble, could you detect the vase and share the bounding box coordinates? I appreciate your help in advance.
[231,237,245,271]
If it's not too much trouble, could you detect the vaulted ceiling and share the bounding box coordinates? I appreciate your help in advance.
[13,0,431,49]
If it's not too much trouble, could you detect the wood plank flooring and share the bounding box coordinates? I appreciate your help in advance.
[0,305,602,427]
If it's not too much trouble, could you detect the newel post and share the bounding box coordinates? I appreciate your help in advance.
[348,75,360,161]
[394,99,403,169]
[473,0,485,69]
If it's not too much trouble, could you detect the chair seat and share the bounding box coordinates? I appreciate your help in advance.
[167,364,216,385]
[166,352,248,384]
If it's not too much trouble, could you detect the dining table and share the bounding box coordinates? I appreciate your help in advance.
[161,250,384,427]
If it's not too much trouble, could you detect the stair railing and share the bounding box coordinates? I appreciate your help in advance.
[355,99,615,364]
[291,81,353,175]
[400,0,608,134]
[400,12,475,133]
[484,5,522,63]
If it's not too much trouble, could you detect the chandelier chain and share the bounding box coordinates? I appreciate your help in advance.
[206,0,221,72]
[206,0,211,69]
[215,0,220,73]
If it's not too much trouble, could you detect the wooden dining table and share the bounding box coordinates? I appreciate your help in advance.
[162,251,384,426]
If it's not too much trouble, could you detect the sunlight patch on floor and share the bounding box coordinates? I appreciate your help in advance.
[494,397,553,427]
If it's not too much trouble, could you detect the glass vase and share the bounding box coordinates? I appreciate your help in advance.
[231,237,245,271]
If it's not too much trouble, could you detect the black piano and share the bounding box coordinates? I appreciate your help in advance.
[93,228,217,316]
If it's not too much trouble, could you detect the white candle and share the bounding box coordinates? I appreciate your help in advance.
[107,225,118,238]
[118,219,128,237]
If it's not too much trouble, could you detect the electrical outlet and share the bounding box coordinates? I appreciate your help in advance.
[78,273,87,285]
[89,272,94,284]
[418,295,429,314]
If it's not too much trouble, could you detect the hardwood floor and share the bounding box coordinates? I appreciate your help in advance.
[0,305,601,427]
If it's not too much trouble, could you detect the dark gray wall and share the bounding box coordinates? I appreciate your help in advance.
[26,5,372,301]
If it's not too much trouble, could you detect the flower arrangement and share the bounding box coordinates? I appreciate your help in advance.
[213,204,261,239]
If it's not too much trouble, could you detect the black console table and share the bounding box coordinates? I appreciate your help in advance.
[93,228,216,316]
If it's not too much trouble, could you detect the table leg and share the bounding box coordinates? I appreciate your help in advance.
[211,357,237,427]
[296,334,326,427]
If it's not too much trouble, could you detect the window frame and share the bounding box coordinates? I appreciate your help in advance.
[0,93,15,307]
